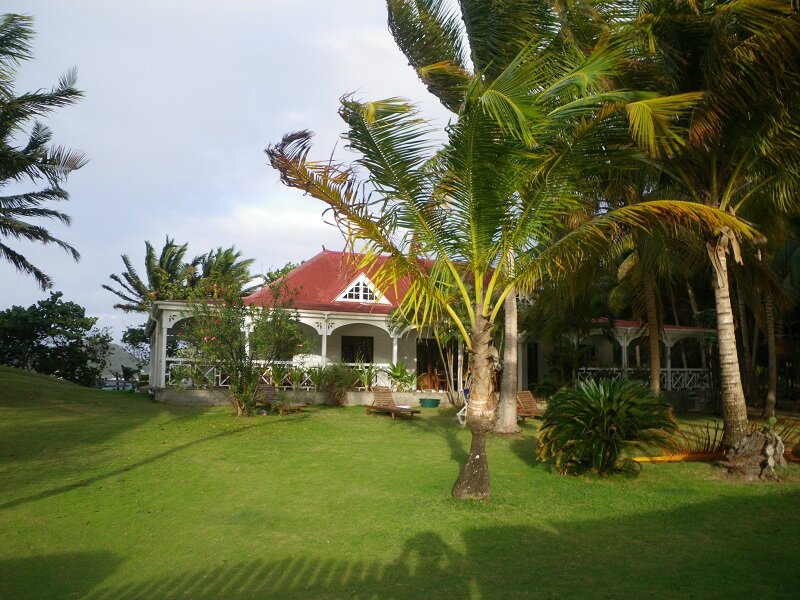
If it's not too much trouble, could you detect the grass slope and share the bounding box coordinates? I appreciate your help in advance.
[1,366,799,599]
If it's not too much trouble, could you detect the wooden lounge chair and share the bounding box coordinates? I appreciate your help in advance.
[366,386,421,420]
[516,390,546,422]
[255,383,307,415]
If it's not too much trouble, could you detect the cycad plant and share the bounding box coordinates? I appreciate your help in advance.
[538,378,677,475]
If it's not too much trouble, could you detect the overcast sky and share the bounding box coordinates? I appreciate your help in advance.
[0,0,451,338]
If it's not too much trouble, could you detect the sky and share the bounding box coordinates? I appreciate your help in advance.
[0,0,452,338]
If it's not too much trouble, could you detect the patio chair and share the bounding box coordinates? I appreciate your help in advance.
[457,389,501,426]
[456,388,469,426]
[516,390,546,422]
[366,386,420,420]
[255,383,307,415]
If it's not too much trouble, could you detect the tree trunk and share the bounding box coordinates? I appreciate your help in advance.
[708,241,749,447]
[644,276,661,394]
[453,312,496,500]
[686,280,708,369]
[495,288,520,434]
[763,288,777,417]
[668,284,688,369]
[734,271,757,405]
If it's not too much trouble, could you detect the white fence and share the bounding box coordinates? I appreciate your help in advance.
[576,367,712,391]
[165,358,391,390]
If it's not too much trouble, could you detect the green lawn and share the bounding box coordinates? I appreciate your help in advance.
[1,366,799,599]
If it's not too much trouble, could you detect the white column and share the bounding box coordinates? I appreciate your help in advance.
[158,318,168,387]
[148,330,156,386]
[321,317,328,365]
[391,336,399,364]
[620,337,629,374]
[664,334,673,391]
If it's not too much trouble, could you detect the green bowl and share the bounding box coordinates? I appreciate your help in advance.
[419,398,440,408]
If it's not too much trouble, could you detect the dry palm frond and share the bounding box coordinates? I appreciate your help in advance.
[634,420,725,463]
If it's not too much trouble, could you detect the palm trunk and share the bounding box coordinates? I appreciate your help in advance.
[708,241,748,447]
[453,311,496,500]
[763,288,777,417]
[644,276,661,394]
[734,271,757,405]
[686,280,708,369]
[495,288,520,434]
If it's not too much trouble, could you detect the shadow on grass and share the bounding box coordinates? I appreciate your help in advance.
[404,409,469,467]
[5,491,798,599]
[0,423,260,511]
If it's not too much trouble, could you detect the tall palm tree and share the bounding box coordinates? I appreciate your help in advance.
[0,14,86,290]
[385,0,622,432]
[268,75,753,500]
[619,0,800,446]
[188,246,258,294]
[103,237,194,313]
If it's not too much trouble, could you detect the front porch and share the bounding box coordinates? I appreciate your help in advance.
[147,302,462,393]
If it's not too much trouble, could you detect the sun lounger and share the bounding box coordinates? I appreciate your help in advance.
[366,386,420,419]
[516,390,546,422]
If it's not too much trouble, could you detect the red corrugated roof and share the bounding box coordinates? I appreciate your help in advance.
[244,250,425,314]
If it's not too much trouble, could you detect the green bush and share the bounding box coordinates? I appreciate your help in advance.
[537,378,677,476]
[318,362,360,405]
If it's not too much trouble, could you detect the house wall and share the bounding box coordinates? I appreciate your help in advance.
[327,323,417,366]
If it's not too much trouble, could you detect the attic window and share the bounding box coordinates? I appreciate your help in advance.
[344,281,375,301]
[335,273,390,304]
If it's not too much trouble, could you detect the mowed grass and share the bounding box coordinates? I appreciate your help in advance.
[1,366,799,599]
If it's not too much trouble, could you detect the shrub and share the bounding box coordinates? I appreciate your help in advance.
[318,362,360,405]
[385,361,417,392]
[537,378,677,476]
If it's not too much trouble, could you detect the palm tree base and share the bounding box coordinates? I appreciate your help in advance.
[452,430,490,500]
[720,427,786,481]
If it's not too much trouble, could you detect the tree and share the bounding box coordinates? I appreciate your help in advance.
[0,14,87,290]
[269,0,761,499]
[0,292,111,386]
[103,237,256,313]
[182,282,309,417]
[618,0,800,446]
[103,237,194,313]
[187,246,257,293]
[121,324,150,370]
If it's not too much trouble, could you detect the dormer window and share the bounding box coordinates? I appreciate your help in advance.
[335,273,390,304]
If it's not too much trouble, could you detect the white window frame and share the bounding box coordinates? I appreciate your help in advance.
[334,273,390,304]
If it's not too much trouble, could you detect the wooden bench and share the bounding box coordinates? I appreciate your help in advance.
[366,386,421,420]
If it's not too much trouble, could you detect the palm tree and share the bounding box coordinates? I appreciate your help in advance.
[188,246,258,294]
[385,0,622,432]
[0,14,86,290]
[268,81,753,499]
[619,0,800,446]
[103,237,194,313]
[104,239,257,313]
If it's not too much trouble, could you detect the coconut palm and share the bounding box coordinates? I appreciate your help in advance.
[268,71,755,500]
[0,14,86,290]
[385,0,627,432]
[619,0,800,446]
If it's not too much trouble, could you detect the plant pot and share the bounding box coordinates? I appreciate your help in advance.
[419,398,440,408]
